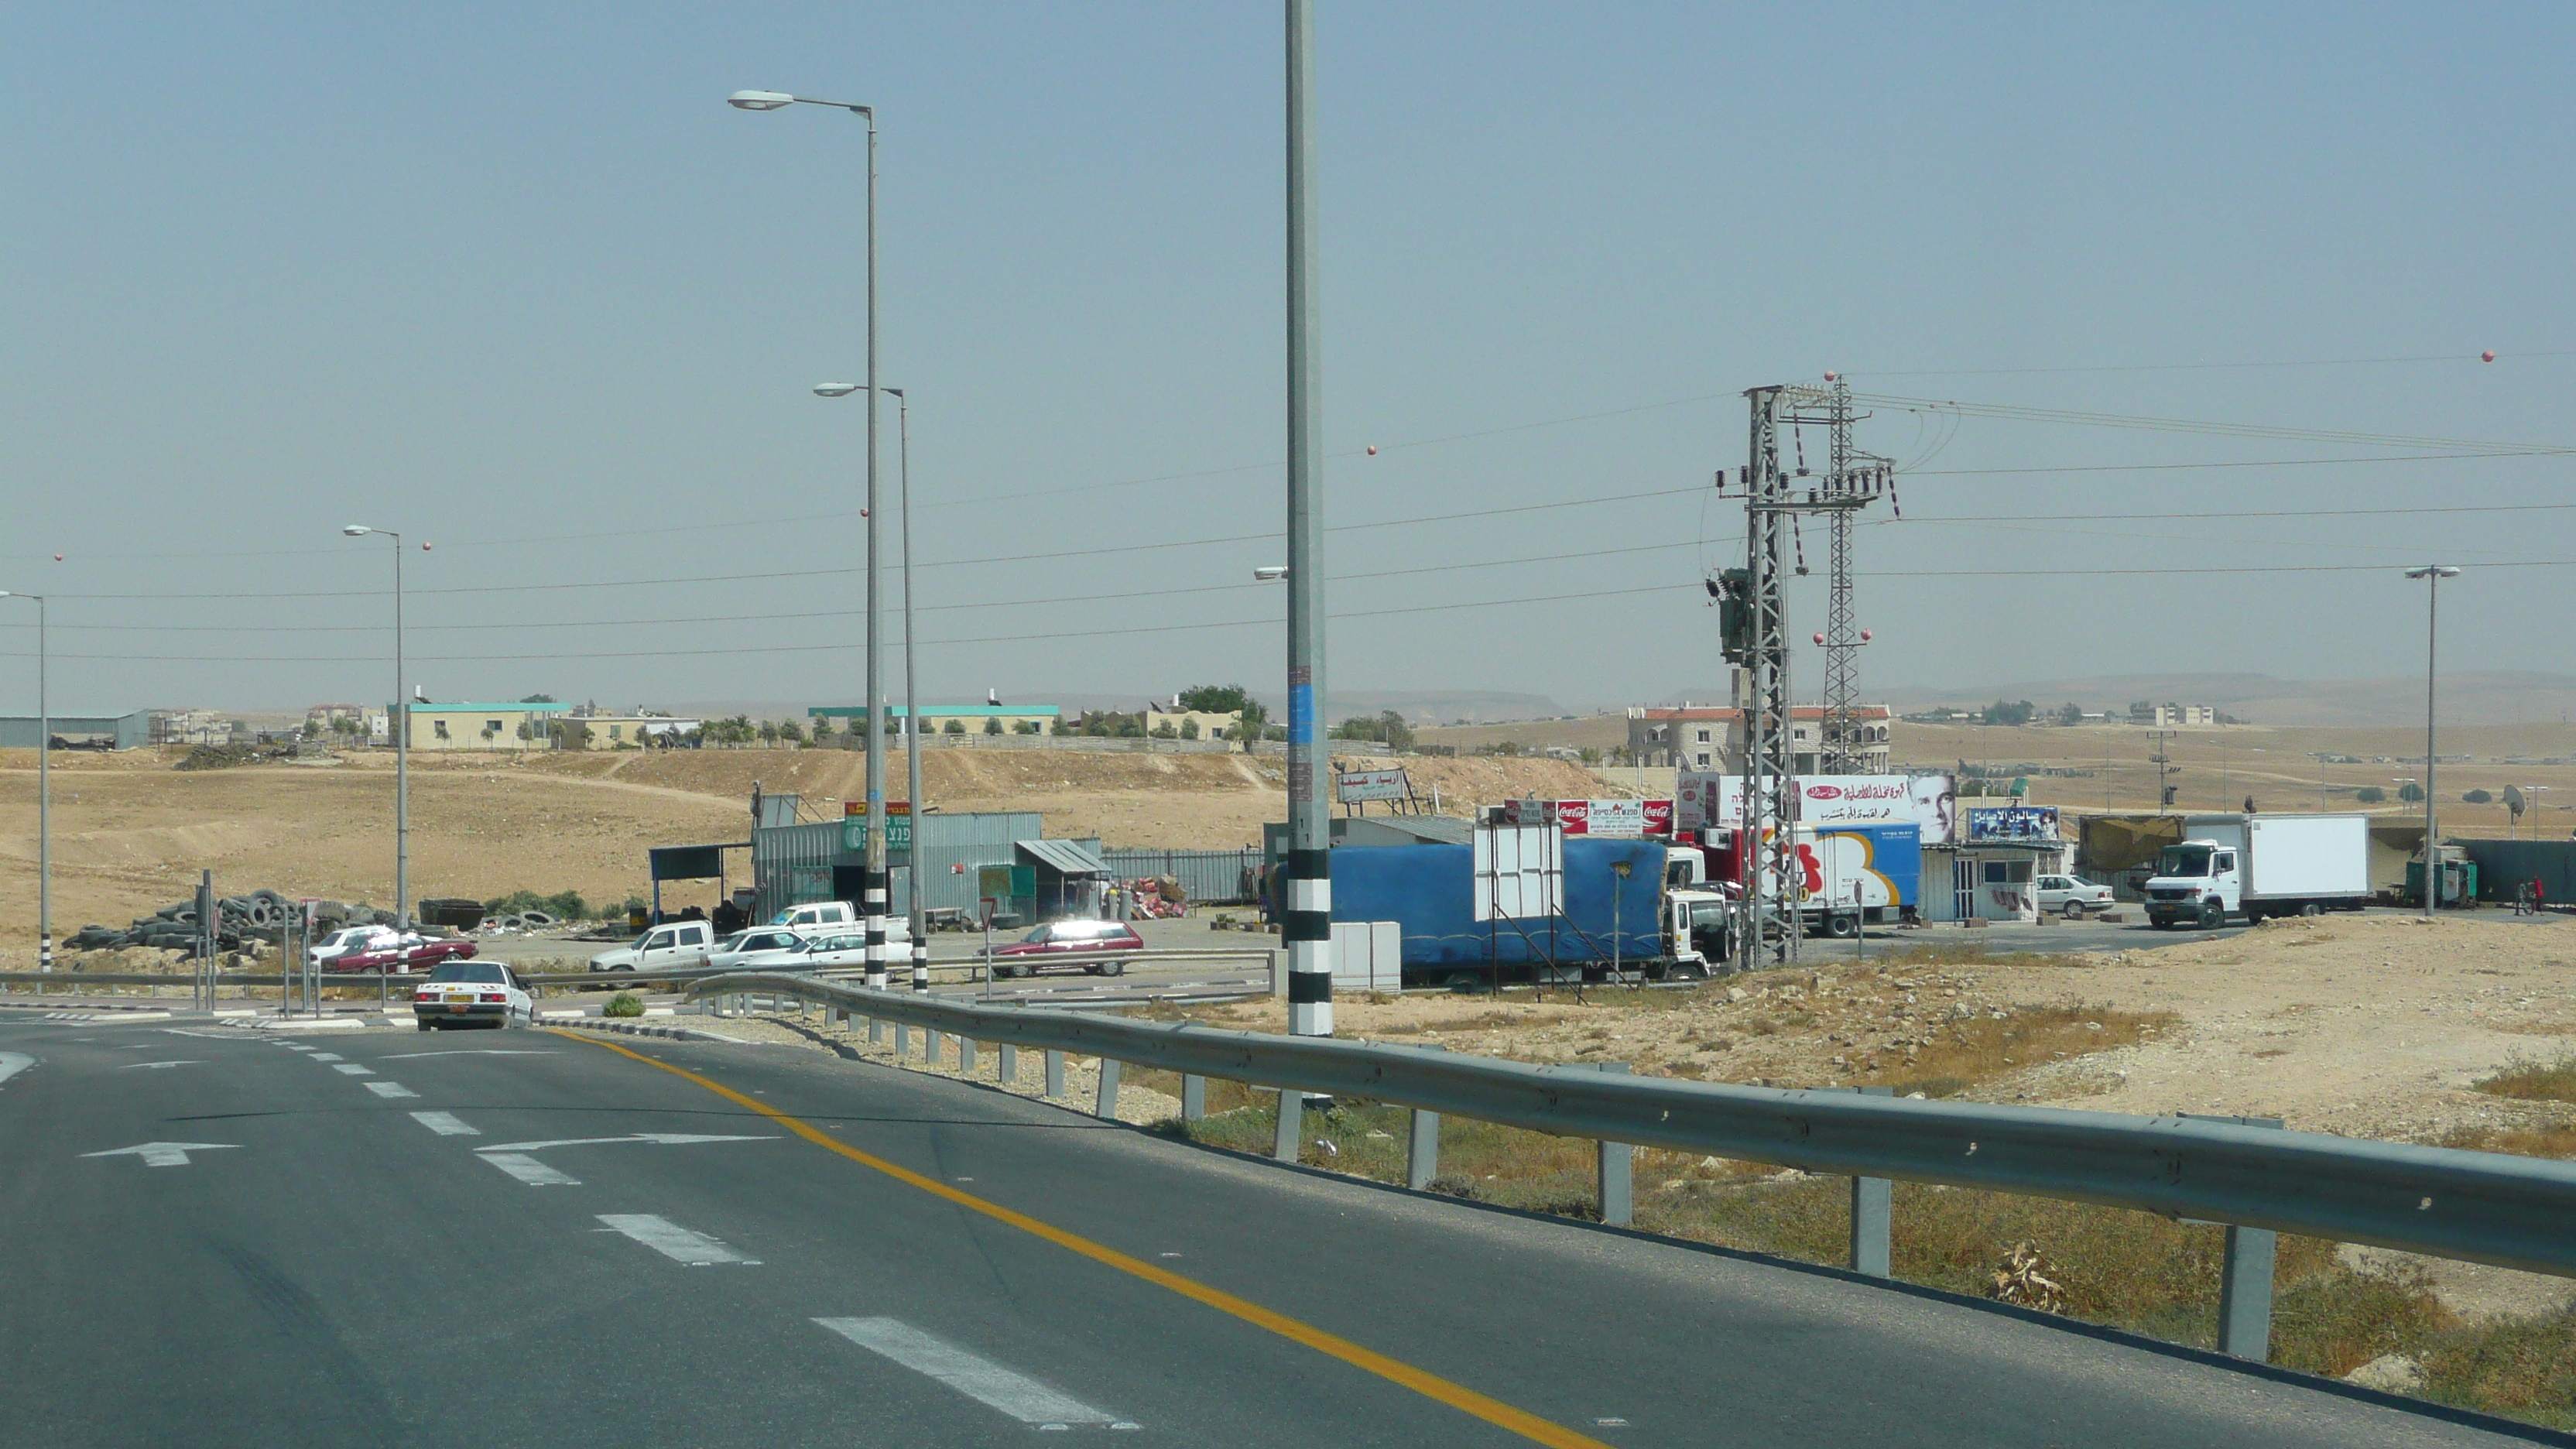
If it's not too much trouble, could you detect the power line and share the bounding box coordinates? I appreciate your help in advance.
[1848,350,2572,379]
[1852,392,2571,454]
[11,560,2571,666]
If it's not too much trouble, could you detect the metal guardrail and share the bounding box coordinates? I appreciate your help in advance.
[682,968,2576,1365]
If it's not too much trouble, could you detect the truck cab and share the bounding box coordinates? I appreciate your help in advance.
[1663,889,1731,977]
[2144,839,2238,928]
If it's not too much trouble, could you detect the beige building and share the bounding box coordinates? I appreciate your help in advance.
[1144,707,1245,738]
[400,701,569,752]
[551,714,698,749]
[1625,704,1892,775]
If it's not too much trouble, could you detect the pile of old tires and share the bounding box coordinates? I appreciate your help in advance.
[64,890,400,953]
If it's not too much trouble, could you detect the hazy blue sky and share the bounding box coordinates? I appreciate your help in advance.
[4,3,2570,719]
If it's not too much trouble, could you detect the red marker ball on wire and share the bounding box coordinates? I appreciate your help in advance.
[2482,350,2496,362]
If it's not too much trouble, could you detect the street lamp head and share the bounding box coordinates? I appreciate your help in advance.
[883,387,904,399]
[1252,566,1289,582]
[2405,565,2461,580]
[342,526,372,537]
[813,383,862,397]
[728,91,796,111]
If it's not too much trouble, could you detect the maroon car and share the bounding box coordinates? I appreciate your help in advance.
[327,938,480,975]
[988,920,1144,978]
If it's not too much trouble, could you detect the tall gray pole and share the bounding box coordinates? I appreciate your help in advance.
[2409,565,2458,916]
[5,592,52,971]
[36,595,47,971]
[1283,0,1334,1036]
[894,389,927,990]
[394,533,408,931]
[860,110,889,992]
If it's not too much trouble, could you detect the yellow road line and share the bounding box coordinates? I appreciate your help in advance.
[560,1029,1613,1449]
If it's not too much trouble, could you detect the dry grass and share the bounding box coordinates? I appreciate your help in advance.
[2439,1122,2576,1160]
[2472,1054,2576,1104]
[1870,1004,2174,1098]
[2424,1313,2576,1428]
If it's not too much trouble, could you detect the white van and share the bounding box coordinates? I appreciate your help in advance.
[587,919,716,973]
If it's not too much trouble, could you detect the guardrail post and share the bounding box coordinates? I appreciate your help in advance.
[1181,1074,1206,1122]
[2215,1115,2284,1362]
[1408,1107,1441,1190]
[960,1036,978,1074]
[868,1016,883,1043]
[1273,1088,1303,1163]
[1595,1062,1632,1227]
[1044,1049,1066,1098]
[999,1042,1019,1085]
[1094,1058,1121,1119]
[894,1023,910,1057]
[926,1030,944,1066]
[1848,1085,1893,1277]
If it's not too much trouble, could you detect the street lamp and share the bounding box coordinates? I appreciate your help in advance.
[737,87,892,991]
[0,591,48,971]
[820,382,930,992]
[2406,565,2460,916]
[343,526,413,930]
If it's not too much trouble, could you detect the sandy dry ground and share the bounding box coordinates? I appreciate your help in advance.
[0,745,1610,957]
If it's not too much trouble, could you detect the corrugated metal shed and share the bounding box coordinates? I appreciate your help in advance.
[1100,847,1262,903]
[749,810,1049,922]
[0,710,151,749]
[1016,838,1108,877]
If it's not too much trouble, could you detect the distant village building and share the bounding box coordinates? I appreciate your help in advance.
[1625,704,1892,775]
[398,701,570,752]
[2132,703,2218,728]
[809,703,1062,737]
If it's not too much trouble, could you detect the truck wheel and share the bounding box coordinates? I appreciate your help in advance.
[2301,903,2324,917]
[2242,906,2264,925]
[1442,970,1487,995]
[2060,901,2085,920]
[2198,900,2224,930]
[1821,913,1859,940]
[2150,918,2172,930]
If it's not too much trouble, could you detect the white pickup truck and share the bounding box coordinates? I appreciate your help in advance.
[587,919,718,973]
[771,900,910,943]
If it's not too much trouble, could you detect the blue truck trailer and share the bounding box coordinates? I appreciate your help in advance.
[1328,838,1673,988]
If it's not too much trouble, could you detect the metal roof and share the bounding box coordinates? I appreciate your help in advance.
[1016,838,1109,877]
[810,704,1061,718]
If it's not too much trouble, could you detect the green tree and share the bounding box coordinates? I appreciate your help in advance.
[944,718,967,735]
[2464,788,2493,804]
[776,719,804,745]
[1377,711,1414,752]
[519,694,557,704]
[1015,719,1040,735]
[757,719,780,746]
[2356,786,2386,803]
[984,716,1003,735]
[2055,701,2084,727]
[1179,718,1200,740]
[1982,699,2037,727]
[2398,783,2426,803]
[1178,683,1264,746]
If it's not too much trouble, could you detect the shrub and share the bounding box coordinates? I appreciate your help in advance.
[485,889,591,920]
[2355,786,2387,803]
[604,992,645,1018]
[2464,789,2493,804]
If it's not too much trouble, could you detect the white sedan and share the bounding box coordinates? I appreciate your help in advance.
[2036,873,2116,919]
[411,961,536,1031]
[704,927,815,973]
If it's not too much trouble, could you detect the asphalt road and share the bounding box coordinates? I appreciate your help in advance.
[0,1014,2541,1447]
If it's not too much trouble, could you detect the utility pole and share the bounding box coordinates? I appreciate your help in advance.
[1282,0,1334,1036]
[1731,387,1803,972]
[2406,565,2460,914]
[2146,731,2180,809]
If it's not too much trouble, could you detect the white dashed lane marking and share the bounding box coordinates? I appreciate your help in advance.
[596,1214,760,1266]
[482,1154,578,1186]
[409,1111,478,1136]
[122,1061,202,1070]
[363,1081,419,1098]
[332,1064,375,1076]
[307,1053,343,1062]
[814,1317,1125,1427]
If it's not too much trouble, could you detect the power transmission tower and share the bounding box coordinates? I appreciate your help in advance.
[1715,382,1896,971]
[1818,382,1896,774]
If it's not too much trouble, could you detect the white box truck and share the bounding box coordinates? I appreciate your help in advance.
[2143,813,2372,929]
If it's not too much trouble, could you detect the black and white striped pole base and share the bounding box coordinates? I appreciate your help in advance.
[1284,848,1333,1037]
[863,875,889,992]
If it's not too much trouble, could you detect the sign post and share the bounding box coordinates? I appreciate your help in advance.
[844,800,912,853]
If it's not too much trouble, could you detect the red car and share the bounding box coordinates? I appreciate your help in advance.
[327,938,480,975]
[988,920,1145,978]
